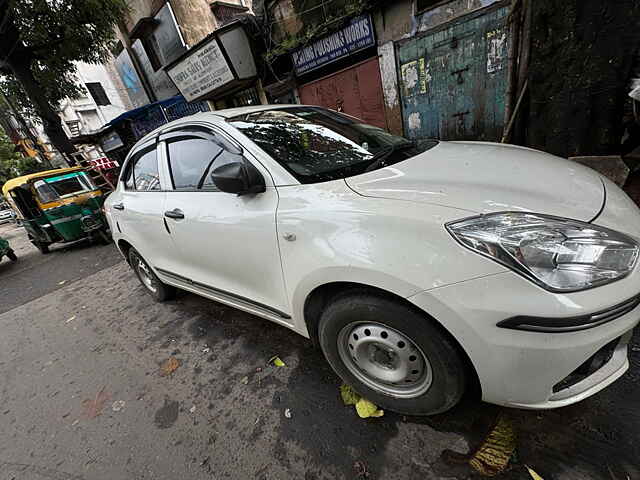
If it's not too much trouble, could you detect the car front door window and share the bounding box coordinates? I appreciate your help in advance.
[166,136,243,191]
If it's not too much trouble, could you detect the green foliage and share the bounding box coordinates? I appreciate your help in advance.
[0,129,46,187]
[0,0,129,114]
[263,0,370,63]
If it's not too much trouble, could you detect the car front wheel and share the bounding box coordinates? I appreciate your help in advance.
[128,248,176,302]
[318,293,467,415]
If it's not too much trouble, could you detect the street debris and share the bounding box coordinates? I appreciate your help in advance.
[355,399,384,418]
[202,347,211,354]
[82,387,110,419]
[65,315,76,324]
[160,356,180,376]
[340,384,384,418]
[241,376,249,385]
[111,400,125,412]
[340,384,360,405]
[354,460,370,478]
[284,408,292,418]
[269,355,286,367]
[189,405,196,413]
[469,414,516,476]
[58,280,66,285]
[526,466,544,480]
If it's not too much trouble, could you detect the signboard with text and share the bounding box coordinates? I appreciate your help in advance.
[291,15,375,76]
[166,38,234,102]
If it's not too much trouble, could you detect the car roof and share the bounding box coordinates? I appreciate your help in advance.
[134,104,308,146]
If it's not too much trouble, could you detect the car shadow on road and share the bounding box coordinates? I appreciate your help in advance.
[139,288,640,480]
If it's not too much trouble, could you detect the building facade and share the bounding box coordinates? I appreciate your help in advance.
[260,0,511,142]
[59,61,132,138]
[113,0,257,108]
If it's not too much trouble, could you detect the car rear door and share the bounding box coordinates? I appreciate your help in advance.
[158,126,290,320]
[112,140,175,271]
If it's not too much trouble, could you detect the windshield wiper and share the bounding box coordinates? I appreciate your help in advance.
[364,142,414,173]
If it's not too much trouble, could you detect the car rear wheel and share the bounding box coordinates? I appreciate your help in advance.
[6,249,17,262]
[318,293,467,415]
[128,248,175,302]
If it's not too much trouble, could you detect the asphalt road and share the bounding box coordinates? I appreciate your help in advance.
[0,222,639,479]
[0,222,120,314]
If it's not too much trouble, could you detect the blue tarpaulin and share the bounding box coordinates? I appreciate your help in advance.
[105,95,186,127]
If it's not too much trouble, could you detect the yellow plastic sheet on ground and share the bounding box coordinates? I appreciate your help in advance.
[469,414,516,476]
[340,384,384,418]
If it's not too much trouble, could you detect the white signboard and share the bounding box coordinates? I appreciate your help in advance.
[167,39,234,102]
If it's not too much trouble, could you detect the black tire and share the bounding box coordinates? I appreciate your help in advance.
[6,249,17,261]
[318,293,467,416]
[96,229,112,245]
[33,241,50,254]
[128,248,175,302]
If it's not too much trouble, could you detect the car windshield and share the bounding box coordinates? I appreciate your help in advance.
[228,107,436,183]
[34,172,95,203]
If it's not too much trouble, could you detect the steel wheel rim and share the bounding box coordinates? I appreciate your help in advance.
[337,322,432,398]
[136,258,157,293]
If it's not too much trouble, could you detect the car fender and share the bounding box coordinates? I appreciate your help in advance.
[276,180,507,334]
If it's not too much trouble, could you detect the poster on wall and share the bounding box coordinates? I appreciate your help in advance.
[115,49,150,108]
[291,14,375,75]
[166,37,234,102]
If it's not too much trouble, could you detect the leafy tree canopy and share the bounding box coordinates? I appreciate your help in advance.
[0,0,129,156]
[0,127,45,188]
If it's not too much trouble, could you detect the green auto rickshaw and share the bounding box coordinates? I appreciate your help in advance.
[1,167,110,254]
[0,235,17,262]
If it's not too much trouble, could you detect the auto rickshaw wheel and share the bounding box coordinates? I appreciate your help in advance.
[32,241,50,254]
[7,249,17,262]
[97,229,112,245]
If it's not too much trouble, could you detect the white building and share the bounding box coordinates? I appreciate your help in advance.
[59,60,132,138]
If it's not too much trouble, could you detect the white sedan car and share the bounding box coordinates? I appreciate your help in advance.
[105,105,640,415]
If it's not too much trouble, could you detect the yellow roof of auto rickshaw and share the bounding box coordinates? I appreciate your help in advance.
[2,167,84,197]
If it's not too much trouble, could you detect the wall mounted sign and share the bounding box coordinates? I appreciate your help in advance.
[166,38,234,102]
[291,14,375,76]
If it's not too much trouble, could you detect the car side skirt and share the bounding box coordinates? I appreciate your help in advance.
[155,267,293,326]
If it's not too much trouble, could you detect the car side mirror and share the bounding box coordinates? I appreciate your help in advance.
[211,160,266,195]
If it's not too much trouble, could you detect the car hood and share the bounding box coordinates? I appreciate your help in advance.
[345,141,605,221]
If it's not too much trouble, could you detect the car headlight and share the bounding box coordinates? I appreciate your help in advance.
[447,212,639,292]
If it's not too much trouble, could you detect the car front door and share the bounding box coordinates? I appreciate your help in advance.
[113,140,175,272]
[158,126,290,320]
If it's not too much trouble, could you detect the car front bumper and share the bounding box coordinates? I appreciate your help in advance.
[408,267,639,409]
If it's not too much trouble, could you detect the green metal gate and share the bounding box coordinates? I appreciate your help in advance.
[397,4,510,142]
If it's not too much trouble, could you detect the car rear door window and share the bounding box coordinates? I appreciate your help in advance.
[167,136,243,191]
[129,149,161,191]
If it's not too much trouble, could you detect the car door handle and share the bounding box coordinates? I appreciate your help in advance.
[164,209,184,219]
[112,203,124,210]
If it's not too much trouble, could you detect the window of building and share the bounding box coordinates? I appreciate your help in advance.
[416,0,447,13]
[85,83,111,106]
